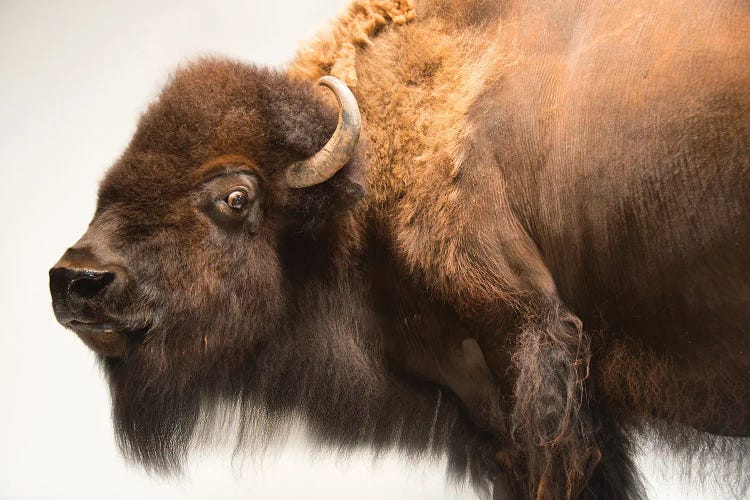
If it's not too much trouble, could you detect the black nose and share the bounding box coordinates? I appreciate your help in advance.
[50,245,127,329]
[49,267,116,300]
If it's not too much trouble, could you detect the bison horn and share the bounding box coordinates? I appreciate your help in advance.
[285,76,361,188]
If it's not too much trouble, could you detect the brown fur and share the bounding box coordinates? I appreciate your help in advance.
[50,1,750,499]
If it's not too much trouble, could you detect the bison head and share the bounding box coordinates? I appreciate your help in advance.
[48,59,369,470]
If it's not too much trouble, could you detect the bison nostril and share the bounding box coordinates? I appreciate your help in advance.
[69,271,116,298]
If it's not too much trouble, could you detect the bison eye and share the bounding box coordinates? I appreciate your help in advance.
[201,172,261,232]
[225,189,248,211]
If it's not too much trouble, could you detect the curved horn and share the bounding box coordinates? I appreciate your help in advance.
[285,76,361,188]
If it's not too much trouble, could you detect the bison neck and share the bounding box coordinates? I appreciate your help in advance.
[262,227,501,489]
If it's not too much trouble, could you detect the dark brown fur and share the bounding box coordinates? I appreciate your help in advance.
[50,1,750,498]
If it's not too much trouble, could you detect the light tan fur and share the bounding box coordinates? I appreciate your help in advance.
[290,0,417,86]
[292,1,554,313]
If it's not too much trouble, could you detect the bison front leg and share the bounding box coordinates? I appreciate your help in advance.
[509,303,596,499]
[439,338,506,436]
[509,302,644,499]
[436,338,519,499]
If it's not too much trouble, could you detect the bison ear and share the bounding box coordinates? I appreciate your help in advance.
[287,159,365,232]
[327,172,366,212]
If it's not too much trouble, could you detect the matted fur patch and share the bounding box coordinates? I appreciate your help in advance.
[291,0,416,86]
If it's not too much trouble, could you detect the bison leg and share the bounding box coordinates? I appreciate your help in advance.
[439,338,506,436]
[509,303,596,499]
[437,338,520,498]
[509,302,647,499]
[580,417,645,500]
[492,449,521,500]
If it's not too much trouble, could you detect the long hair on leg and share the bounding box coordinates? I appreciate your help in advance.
[510,301,599,499]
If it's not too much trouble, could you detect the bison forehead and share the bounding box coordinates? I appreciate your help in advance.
[130,61,267,158]
[96,58,338,207]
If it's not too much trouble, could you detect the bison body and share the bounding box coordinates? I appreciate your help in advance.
[50,0,749,498]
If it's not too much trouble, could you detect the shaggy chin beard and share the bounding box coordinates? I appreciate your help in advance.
[97,294,500,492]
[100,319,266,473]
[102,351,209,472]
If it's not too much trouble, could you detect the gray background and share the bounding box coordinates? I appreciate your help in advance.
[0,1,723,498]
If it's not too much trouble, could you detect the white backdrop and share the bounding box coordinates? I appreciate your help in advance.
[0,1,720,498]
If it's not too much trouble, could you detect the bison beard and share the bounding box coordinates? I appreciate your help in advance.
[49,0,750,498]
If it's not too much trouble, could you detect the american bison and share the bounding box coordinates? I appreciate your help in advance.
[49,0,749,498]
